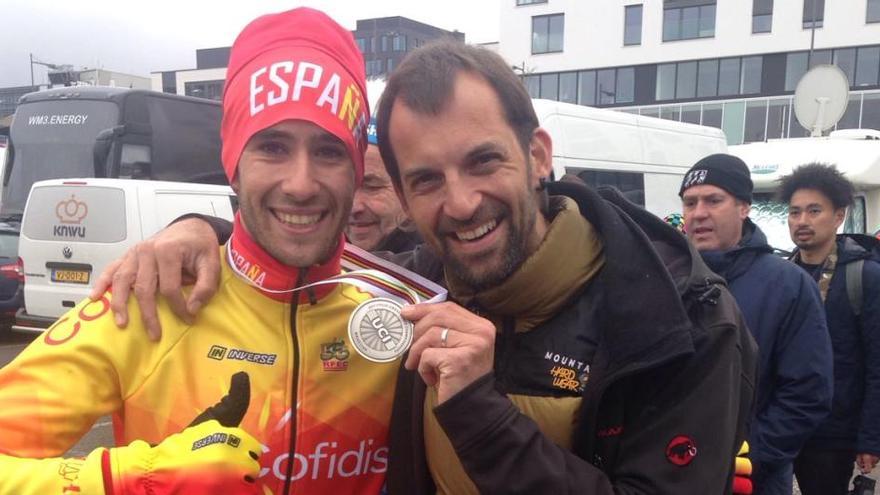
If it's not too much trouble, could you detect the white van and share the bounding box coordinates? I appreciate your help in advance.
[729,129,880,252]
[15,178,236,331]
[533,99,728,217]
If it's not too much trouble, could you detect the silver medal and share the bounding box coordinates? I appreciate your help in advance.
[347,297,414,363]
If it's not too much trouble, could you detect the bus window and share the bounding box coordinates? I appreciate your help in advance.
[143,96,225,184]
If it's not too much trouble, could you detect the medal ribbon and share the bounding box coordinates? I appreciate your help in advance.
[225,233,446,306]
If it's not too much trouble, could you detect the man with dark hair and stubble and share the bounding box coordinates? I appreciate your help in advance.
[779,163,880,495]
[93,40,758,493]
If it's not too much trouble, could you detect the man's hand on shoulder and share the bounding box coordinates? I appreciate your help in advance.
[88,217,222,341]
[403,302,495,404]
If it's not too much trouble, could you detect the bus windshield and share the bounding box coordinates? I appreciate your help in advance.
[3,100,118,216]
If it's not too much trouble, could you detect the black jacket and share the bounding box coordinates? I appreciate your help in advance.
[386,181,759,494]
[797,234,880,454]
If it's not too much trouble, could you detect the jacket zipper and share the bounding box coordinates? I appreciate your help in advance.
[281,271,307,495]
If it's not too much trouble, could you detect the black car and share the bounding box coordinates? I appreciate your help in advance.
[0,222,22,321]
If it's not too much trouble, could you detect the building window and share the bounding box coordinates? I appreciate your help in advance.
[381,36,389,52]
[616,67,635,103]
[870,0,880,23]
[532,14,564,54]
[663,0,716,42]
[624,5,643,46]
[657,64,676,100]
[524,75,540,98]
[387,58,395,73]
[516,0,547,4]
[697,59,719,97]
[741,56,763,94]
[752,0,773,33]
[785,52,809,91]
[559,72,578,103]
[578,71,596,105]
[834,48,857,84]
[393,35,406,52]
[803,0,824,28]
[366,59,384,78]
[656,55,763,101]
[597,69,616,104]
[718,58,741,96]
[855,46,880,86]
[356,38,367,53]
[540,73,559,100]
[184,80,224,101]
[675,61,698,99]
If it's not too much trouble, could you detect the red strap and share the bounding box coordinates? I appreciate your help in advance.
[101,449,115,495]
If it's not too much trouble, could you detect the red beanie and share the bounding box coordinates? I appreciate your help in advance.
[221,8,369,184]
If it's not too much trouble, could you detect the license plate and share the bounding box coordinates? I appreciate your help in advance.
[51,269,90,284]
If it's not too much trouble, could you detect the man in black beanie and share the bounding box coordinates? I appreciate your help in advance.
[680,153,834,494]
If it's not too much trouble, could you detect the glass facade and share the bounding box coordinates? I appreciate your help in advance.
[616,90,880,145]
[520,42,880,145]
[657,55,762,101]
[526,67,634,105]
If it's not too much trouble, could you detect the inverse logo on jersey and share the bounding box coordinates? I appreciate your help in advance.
[206,344,277,365]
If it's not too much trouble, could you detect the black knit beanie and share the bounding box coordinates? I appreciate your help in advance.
[678,153,753,203]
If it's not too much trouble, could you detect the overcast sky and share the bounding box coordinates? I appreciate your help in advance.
[1,0,501,88]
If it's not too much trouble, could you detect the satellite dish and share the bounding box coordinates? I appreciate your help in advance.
[793,64,849,137]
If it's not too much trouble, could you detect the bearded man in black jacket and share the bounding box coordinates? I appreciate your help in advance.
[93,41,757,494]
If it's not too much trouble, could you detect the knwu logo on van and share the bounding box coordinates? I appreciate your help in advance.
[53,195,88,238]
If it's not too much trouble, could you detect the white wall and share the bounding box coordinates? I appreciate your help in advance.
[499,0,880,72]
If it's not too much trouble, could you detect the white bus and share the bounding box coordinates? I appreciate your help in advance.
[729,129,880,252]
[534,99,728,217]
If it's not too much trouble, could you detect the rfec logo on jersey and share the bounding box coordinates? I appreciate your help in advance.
[249,59,367,146]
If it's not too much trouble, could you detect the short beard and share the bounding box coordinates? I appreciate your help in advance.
[443,225,529,291]
[441,193,538,292]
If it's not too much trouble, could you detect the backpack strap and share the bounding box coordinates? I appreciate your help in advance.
[846,259,865,317]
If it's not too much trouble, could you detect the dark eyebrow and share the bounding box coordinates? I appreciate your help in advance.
[401,164,437,183]
[251,128,289,140]
[463,141,506,163]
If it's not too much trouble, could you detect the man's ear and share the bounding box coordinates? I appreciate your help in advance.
[529,128,554,185]
[230,171,240,195]
[834,207,846,228]
[738,200,751,221]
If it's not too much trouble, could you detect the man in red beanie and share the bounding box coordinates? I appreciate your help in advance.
[0,8,441,495]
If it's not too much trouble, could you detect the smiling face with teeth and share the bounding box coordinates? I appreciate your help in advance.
[233,119,355,267]
[388,72,554,289]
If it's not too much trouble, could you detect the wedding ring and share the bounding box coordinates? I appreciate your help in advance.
[440,327,450,348]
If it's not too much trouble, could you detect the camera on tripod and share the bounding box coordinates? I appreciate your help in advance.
[850,474,876,495]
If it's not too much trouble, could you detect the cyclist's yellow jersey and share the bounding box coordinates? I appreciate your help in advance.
[0,244,437,494]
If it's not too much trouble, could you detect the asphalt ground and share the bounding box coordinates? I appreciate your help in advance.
[0,324,877,491]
